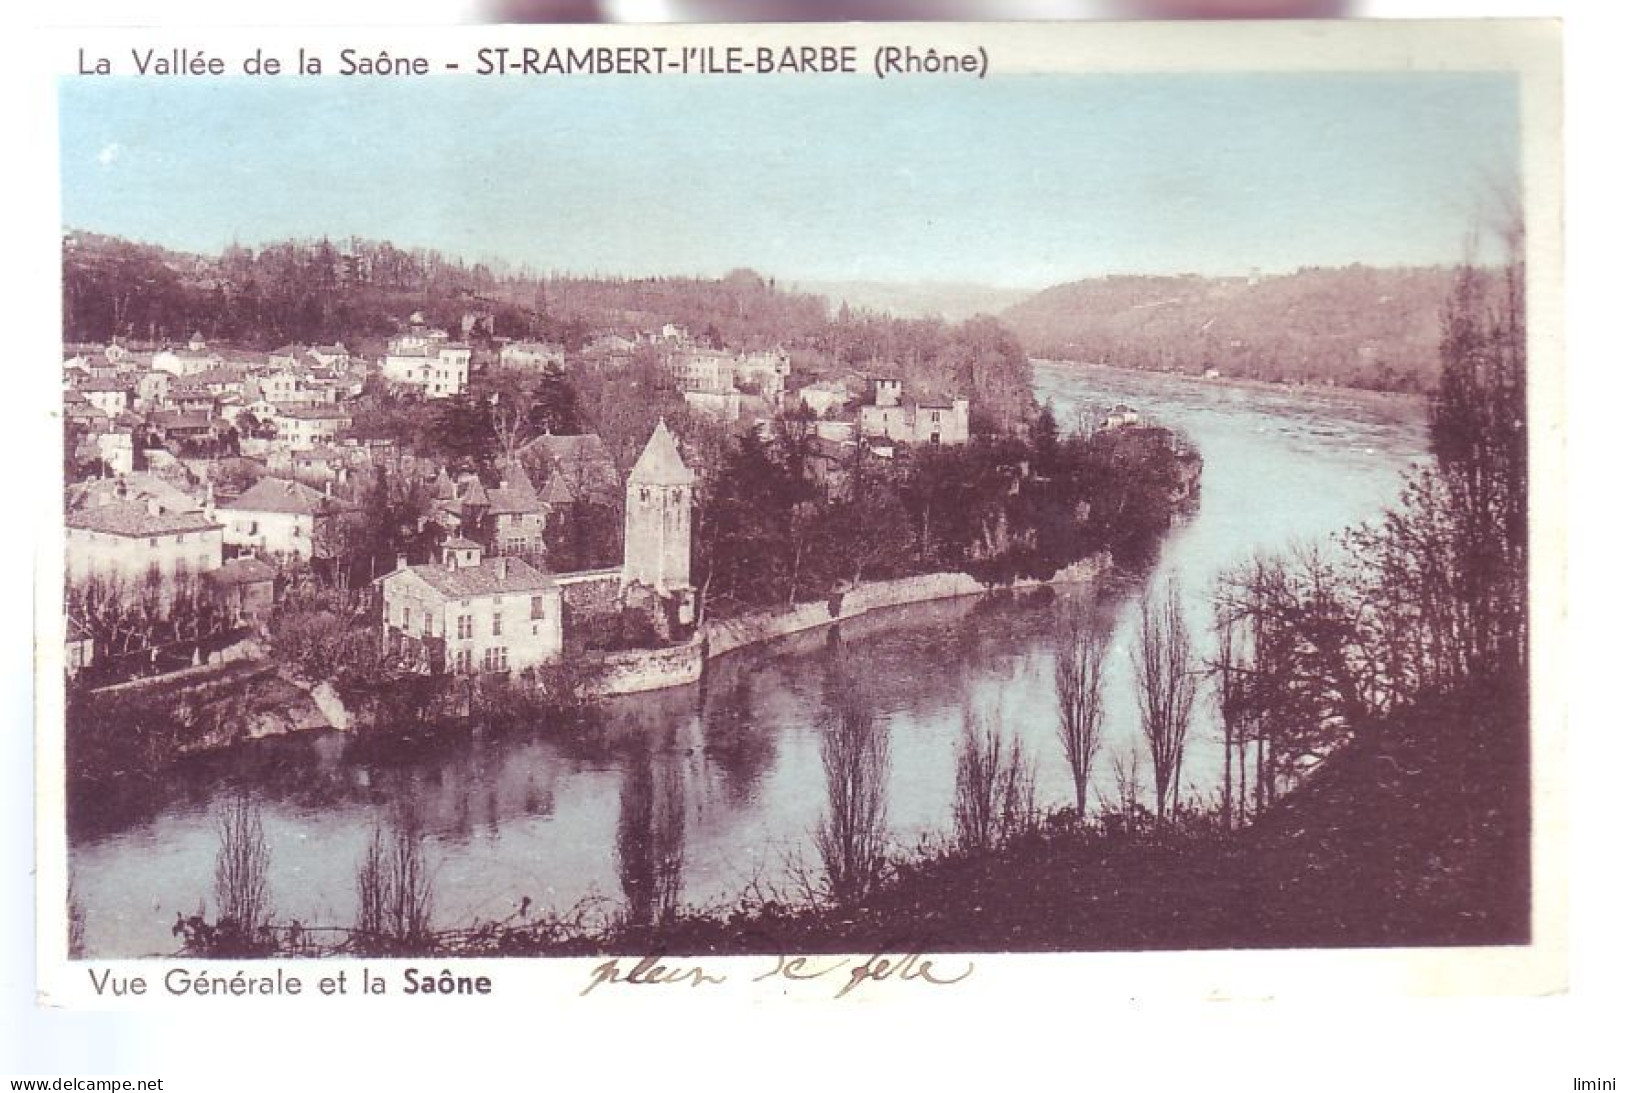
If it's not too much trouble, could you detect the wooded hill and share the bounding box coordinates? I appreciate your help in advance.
[1001,266,1459,392]
[60,231,1037,429]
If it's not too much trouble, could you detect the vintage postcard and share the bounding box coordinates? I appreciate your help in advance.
[30,18,1562,1009]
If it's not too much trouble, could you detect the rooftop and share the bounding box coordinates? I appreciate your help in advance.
[393,555,555,599]
[66,499,221,538]
[222,476,341,516]
[275,404,352,421]
[628,419,695,487]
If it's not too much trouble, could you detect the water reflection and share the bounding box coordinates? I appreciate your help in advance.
[69,364,1429,957]
[614,735,686,930]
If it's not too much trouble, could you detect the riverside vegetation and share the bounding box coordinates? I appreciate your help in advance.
[155,240,1528,958]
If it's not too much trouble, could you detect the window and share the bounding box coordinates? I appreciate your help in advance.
[482,646,508,672]
[530,595,546,620]
[403,605,412,630]
[454,649,472,674]
[492,612,503,637]
[457,614,473,640]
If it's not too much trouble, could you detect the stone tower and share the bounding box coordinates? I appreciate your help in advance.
[622,419,695,594]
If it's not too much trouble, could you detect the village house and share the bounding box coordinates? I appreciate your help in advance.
[498,340,566,372]
[485,463,548,560]
[216,476,345,561]
[731,349,791,404]
[797,378,855,418]
[382,313,471,398]
[205,556,277,626]
[268,344,311,371]
[585,332,637,358]
[134,370,172,411]
[80,376,131,417]
[190,365,249,400]
[65,491,223,598]
[146,410,222,446]
[250,369,303,405]
[269,404,352,450]
[167,383,218,416]
[856,379,971,447]
[379,541,563,676]
[307,343,351,369]
[670,347,735,392]
[152,333,222,377]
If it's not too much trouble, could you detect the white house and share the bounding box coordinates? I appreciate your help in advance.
[857,379,971,447]
[270,404,353,450]
[378,541,563,676]
[217,476,344,561]
[152,333,221,377]
[382,313,470,398]
[498,340,566,372]
[65,496,223,599]
[80,377,130,417]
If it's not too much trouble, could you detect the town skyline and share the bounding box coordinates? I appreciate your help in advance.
[60,71,1519,289]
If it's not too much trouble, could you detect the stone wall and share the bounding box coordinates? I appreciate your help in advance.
[591,636,705,696]
[555,567,622,618]
[702,554,1108,663]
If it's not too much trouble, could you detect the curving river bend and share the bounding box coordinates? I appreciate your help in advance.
[69,362,1429,958]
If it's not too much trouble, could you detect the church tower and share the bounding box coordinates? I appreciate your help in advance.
[622,419,695,595]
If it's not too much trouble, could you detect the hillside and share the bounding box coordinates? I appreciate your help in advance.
[1002,266,1458,392]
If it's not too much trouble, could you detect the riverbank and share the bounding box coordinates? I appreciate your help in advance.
[475,680,1527,957]
[177,677,1524,959]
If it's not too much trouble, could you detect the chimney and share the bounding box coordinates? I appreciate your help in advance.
[396,553,408,572]
[496,558,509,580]
[146,498,161,517]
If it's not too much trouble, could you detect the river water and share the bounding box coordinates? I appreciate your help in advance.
[69,363,1430,957]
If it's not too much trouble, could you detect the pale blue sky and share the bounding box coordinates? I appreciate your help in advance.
[59,73,1518,287]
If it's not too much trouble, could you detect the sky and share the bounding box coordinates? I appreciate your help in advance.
[59,72,1519,288]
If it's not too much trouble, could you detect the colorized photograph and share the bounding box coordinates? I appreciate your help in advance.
[54,53,1539,962]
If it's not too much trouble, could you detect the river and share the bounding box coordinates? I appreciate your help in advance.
[68,363,1430,957]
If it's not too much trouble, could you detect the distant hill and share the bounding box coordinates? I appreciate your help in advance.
[793,279,1033,324]
[1001,266,1458,392]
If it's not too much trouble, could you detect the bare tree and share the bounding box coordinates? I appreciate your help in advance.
[1213,606,1245,830]
[214,791,271,942]
[813,648,890,905]
[952,708,1037,853]
[1054,601,1110,816]
[1133,580,1199,822]
[354,805,435,950]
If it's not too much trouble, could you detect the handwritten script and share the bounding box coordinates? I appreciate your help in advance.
[581,952,974,999]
